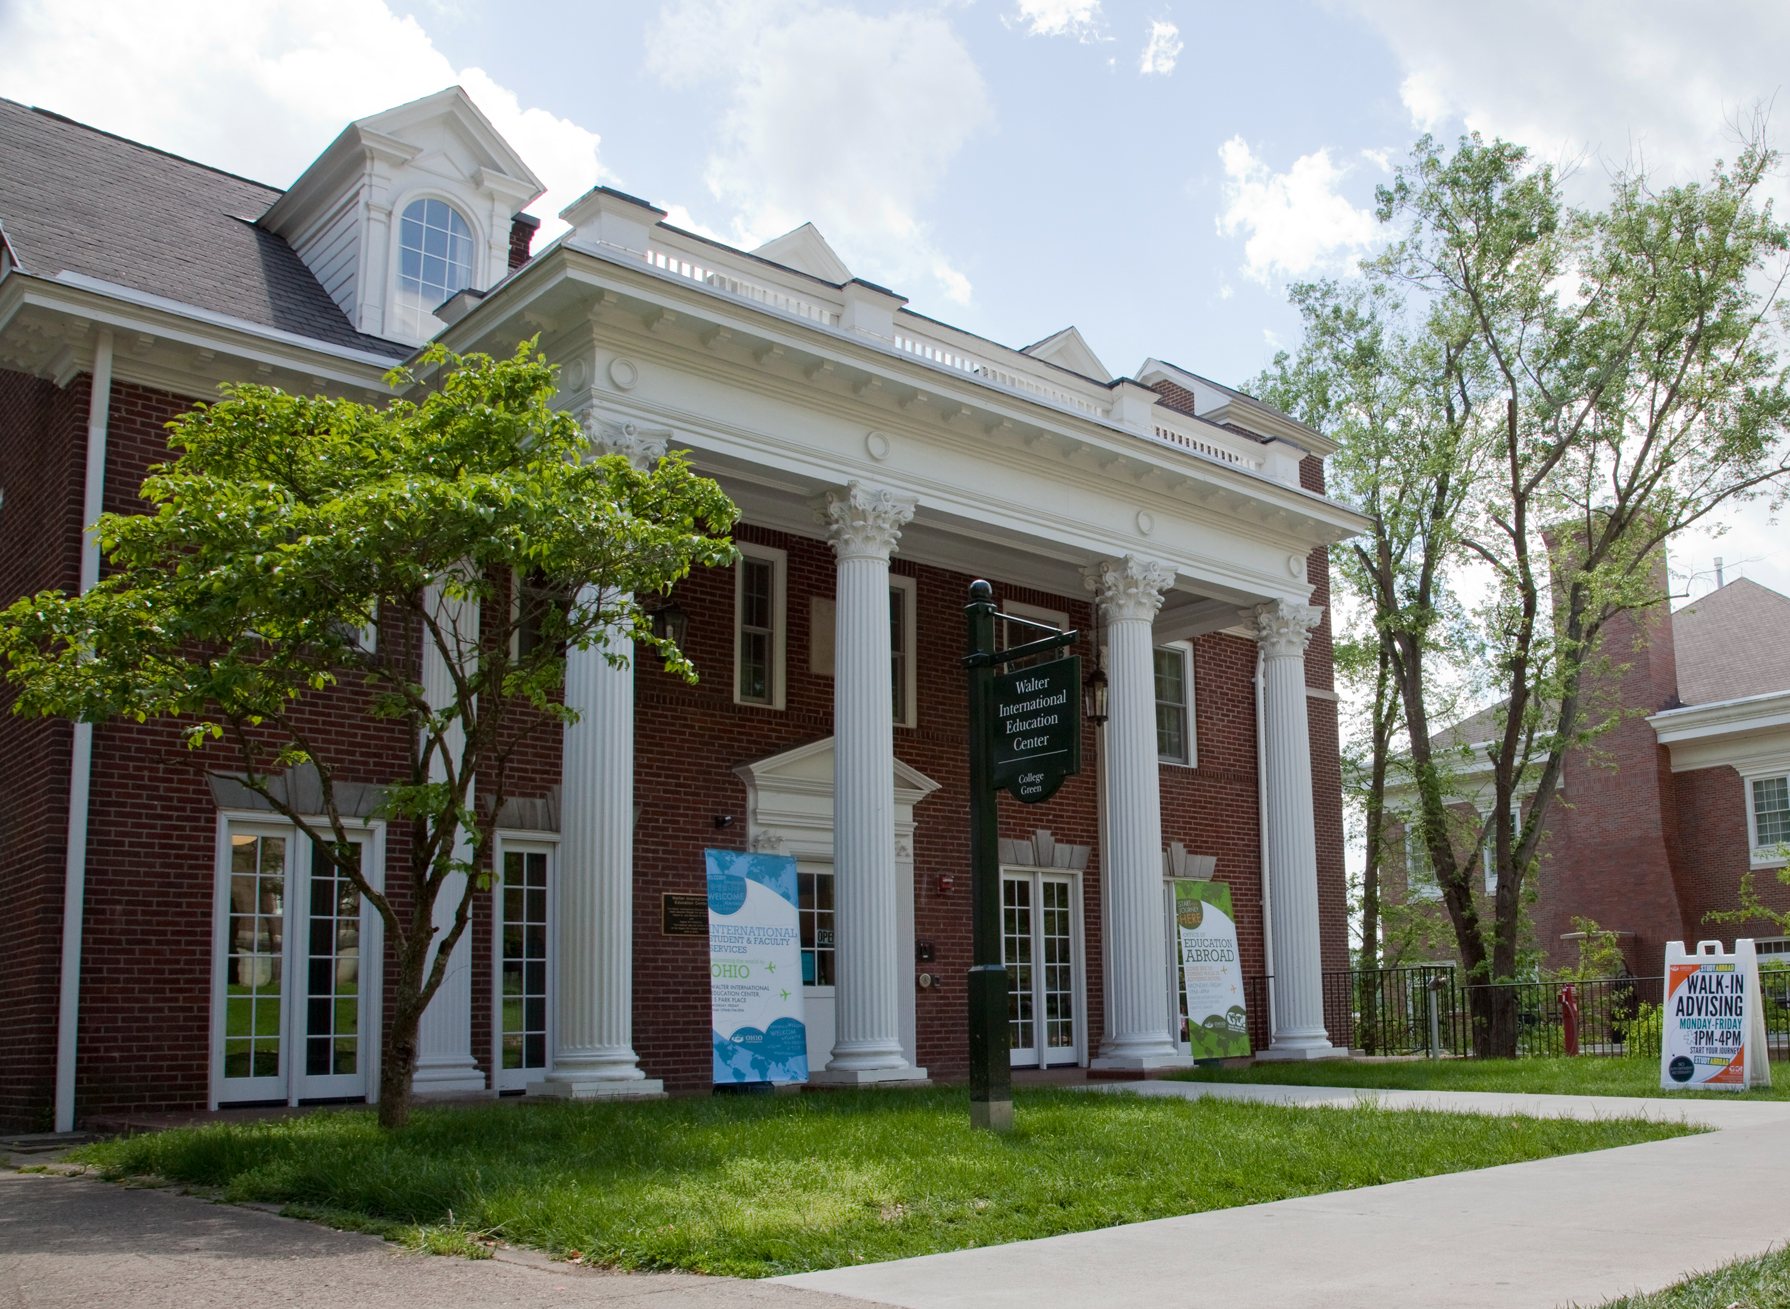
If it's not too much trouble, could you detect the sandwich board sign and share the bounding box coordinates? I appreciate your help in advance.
[1660,938,1771,1090]
[1173,880,1250,1059]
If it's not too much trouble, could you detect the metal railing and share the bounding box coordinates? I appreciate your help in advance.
[1313,965,1790,1059]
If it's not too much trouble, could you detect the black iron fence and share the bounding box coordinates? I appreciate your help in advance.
[1279,964,1790,1059]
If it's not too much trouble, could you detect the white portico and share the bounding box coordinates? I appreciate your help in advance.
[431,185,1367,1087]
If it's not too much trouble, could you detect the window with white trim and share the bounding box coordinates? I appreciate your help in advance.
[1748,774,1790,864]
[798,863,836,987]
[890,574,917,729]
[1154,642,1196,766]
[735,543,786,709]
[1481,805,1521,896]
[998,600,1069,670]
[1405,823,1442,901]
[393,197,476,341]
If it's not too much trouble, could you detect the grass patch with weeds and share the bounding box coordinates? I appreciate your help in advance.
[1586,1244,1790,1307]
[70,1088,1696,1277]
[1176,1056,1790,1100]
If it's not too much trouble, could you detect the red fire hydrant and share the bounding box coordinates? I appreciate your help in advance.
[1561,983,1580,1056]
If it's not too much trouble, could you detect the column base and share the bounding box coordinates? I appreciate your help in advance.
[808,1065,930,1087]
[530,1076,666,1101]
[411,1060,487,1095]
[1091,1050,1195,1072]
[1258,1039,1348,1062]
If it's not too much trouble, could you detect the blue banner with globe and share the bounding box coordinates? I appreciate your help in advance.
[706,848,809,1085]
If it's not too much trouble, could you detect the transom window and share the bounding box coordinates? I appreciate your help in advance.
[394,197,475,341]
[1749,775,1790,864]
[1154,643,1195,766]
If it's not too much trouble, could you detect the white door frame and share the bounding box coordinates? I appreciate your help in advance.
[209,812,385,1109]
[1002,864,1087,1068]
[490,830,559,1092]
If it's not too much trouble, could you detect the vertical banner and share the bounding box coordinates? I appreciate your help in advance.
[1174,879,1250,1059]
[1660,938,1772,1090]
[706,848,808,1085]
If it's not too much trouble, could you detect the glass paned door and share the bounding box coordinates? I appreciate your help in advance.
[295,840,365,1099]
[223,831,289,1101]
[1003,870,1081,1067]
[218,825,372,1106]
[495,845,551,1090]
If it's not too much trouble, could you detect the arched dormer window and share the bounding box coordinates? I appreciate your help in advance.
[393,197,475,341]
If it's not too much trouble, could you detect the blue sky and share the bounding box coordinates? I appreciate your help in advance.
[2,0,1786,597]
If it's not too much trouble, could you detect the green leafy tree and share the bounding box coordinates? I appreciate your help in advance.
[1264,131,1790,1055]
[0,342,737,1127]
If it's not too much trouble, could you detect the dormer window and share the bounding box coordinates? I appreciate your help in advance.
[394,197,474,340]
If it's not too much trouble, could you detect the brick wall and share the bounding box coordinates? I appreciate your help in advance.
[1671,765,1790,945]
[0,368,87,1129]
[4,368,1342,1117]
[1536,559,1688,973]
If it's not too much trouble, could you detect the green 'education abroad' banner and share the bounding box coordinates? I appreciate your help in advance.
[1174,880,1250,1059]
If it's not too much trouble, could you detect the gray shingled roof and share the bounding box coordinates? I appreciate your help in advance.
[1673,577,1790,705]
[0,98,404,358]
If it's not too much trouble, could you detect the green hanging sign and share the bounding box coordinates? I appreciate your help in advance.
[990,655,1082,803]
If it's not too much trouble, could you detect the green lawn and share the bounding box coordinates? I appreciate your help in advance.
[73,1088,1695,1276]
[1587,1245,1790,1307]
[1176,1056,1790,1100]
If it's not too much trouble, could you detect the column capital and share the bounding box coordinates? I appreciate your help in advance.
[1254,600,1324,658]
[1082,555,1175,624]
[580,408,670,468]
[821,481,915,562]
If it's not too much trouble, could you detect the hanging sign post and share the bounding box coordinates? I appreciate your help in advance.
[964,580,1082,1132]
[1660,938,1771,1090]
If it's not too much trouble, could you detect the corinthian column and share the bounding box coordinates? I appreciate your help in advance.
[1255,599,1342,1060]
[535,414,669,1099]
[813,482,926,1084]
[412,581,487,1093]
[1084,555,1190,1069]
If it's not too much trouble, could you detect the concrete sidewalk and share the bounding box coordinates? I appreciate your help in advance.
[8,1084,1785,1309]
[780,1082,1790,1309]
[0,1170,885,1309]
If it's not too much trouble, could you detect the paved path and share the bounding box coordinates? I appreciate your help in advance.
[0,1170,883,1309]
[780,1082,1790,1309]
[9,1084,1789,1309]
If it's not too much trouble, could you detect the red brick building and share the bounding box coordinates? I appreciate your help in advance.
[0,89,1363,1130]
[1389,563,1790,976]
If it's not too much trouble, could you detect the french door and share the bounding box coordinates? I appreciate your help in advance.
[492,840,553,1091]
[1002,869,1083,1067]
[213,822,378,1106]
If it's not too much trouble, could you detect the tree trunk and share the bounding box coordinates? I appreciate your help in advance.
[376,943,431,1129]
[1468,983,1519,1059]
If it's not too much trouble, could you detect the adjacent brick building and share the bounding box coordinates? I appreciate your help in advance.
[0,88,1363,1129]
[1388,563,1790,976]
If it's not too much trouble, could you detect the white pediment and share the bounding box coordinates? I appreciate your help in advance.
[1022,326,1111,383]
[752,223,853,284]
[734,736,939,806]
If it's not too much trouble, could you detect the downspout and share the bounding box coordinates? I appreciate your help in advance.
[1255,642,1276,1034]
[55,328,112,1133]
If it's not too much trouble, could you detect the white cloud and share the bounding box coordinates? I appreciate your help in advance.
[1008,0,1105,41]
[1346,0,1790,190]
[1138,20,1182,75]
[646,1,993,306]
[1215,137,1380,284]
[0,0,602,241]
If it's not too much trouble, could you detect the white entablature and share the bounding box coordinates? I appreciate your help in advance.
[440,199,1366,622]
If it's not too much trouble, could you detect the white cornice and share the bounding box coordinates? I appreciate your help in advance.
[1651,689,1790,775]
[443,245,1369,552]
[0,273,398,398]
